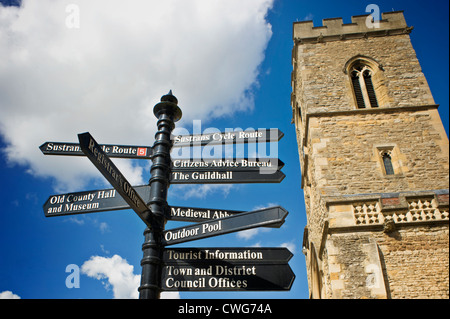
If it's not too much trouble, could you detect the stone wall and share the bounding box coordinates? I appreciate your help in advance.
[324,225,449,299]
[377,225,449,298]
[306,107,449,197]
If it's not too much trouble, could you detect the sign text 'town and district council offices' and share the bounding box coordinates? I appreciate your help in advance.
[162,248,294,291]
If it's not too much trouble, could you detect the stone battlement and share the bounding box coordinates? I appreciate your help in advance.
[294,11,412,43]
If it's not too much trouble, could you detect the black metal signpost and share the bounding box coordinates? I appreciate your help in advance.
[40,91,295,299]
[138,92,182,299]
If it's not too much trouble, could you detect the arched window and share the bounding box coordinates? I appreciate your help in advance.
[344,56,385,109]
[351,65,379,108]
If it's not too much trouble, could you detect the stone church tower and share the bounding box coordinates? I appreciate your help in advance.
[292,11,449,298]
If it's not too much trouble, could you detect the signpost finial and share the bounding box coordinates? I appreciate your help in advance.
[154,90,182,122]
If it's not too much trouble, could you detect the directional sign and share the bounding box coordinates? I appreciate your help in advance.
[161,249,295,291]
[168,206,282,228]
[162,206,288,246]
[78,132,153,227]
[40,141,153,159]
[161,247,295,292]
[43,185,151,217]
[171,158,284,171]
[172,128,283,148]
[161,264,295,291]
[163,247,293,265]
[170,169,285,184]
[167,206,244,223]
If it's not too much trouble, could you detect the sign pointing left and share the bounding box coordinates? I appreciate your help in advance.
[43,185,151,217]
[40,141,153,159]
[78,132,153,227]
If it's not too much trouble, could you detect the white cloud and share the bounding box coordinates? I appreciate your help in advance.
[236,202,277,240]
[81,254,140,299]
[280,241,297,254]
[237,228,260,240]
[0,0,274,191]
[302,13,314,21]
[65,215,110,233]
[236,227,271,240]
[66,216,85,226]
[81,254,180,299]
[98,221,109,234]
[171,184,233,200]
[0,291,21,299]
[161,291,181,299]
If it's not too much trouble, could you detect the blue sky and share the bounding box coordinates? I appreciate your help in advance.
[0,0,448,299]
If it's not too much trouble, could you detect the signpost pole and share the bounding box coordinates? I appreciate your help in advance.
[138,91,182,299]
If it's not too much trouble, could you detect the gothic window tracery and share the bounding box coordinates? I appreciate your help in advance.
[344,56,385,109]
[351,65,379,109]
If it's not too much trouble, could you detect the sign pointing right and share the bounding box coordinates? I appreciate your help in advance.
[162,206,288,246]
[163,247,293,265]
[172,128,283,148]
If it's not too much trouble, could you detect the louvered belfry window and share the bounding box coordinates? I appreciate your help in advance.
[363,70,379,108]
[351,65,378,109]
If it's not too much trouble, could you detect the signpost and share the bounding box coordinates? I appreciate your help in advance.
[40,91,295,299]
[162,206,288,246]
[40,141,152,159]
